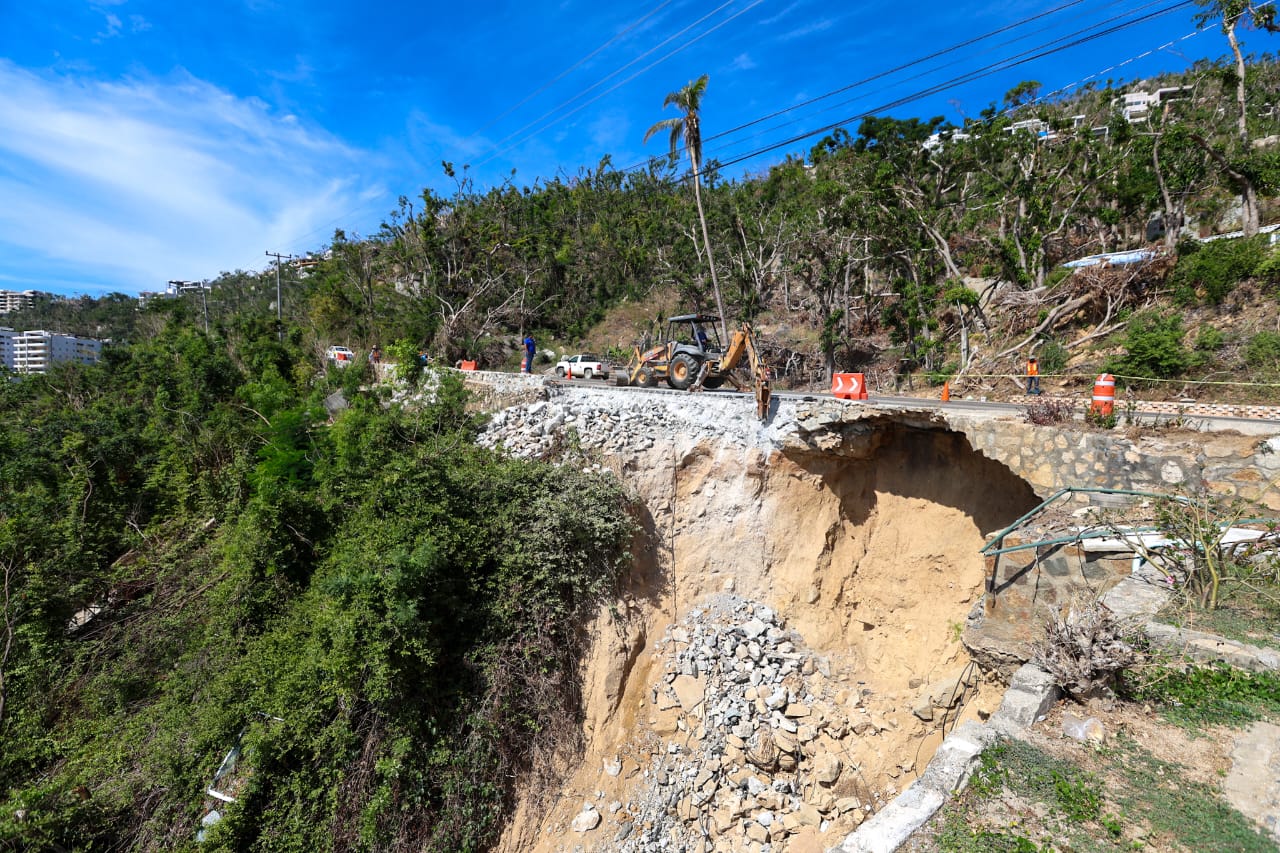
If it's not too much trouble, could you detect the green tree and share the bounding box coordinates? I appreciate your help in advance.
[1193,0,1279,235]
[644,74,728,341]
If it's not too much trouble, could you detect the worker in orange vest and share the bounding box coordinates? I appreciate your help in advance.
[1026,356,1041,395]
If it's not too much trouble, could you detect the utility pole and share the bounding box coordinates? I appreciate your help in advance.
[168,280,210,333]
[265,251,294,341]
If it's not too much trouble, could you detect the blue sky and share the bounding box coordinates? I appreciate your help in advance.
[0,0,1256,297]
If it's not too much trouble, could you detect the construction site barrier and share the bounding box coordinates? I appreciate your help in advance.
[1090,373,1115,416]
[460,360,478,371]
[832,373,868,401]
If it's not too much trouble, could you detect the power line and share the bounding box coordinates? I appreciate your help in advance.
[469,0,676,137]
[472,0,762,169]
[696,0,1192,171]
[678,0,1197,176]
[701,0,1163,161]
[701,0,1093,148]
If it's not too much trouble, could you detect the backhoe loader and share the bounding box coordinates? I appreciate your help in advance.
[615,313,772,419]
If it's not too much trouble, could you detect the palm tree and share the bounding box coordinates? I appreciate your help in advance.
[644,75,728,341]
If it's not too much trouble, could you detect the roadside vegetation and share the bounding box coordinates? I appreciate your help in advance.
[0,323,635,851]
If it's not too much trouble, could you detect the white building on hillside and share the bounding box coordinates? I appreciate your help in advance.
[9,330,103,374]
[0,328,14,371]
[0,290,41,313]
[1114,86,1193,123]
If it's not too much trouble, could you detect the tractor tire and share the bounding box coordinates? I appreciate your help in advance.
[637,366,659,388]
[702,375,725,389]
[668,353,700,390]
[615,373,631,387]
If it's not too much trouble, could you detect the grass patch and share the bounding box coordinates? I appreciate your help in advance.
[1158,581,1280,653]
[919,734,1273,852]
[1104,733,1276,852]
[1122,665,1280,729]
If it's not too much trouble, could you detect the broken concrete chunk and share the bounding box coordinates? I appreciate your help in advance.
[571,804,601,833]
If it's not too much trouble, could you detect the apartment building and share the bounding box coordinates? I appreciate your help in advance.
[5,330,103,374]
[0,289,41,313]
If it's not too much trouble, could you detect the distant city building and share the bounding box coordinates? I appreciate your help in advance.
[137,288,178,308]
[0,328,14,370]
[0,289,42,313]
[4,329,103,374]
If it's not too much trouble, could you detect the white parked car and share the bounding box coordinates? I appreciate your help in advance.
[555,353,610,379]
[326,345,356,367]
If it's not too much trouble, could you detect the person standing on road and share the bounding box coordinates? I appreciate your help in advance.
[523,334,536,374]
[1026,356,1041,395]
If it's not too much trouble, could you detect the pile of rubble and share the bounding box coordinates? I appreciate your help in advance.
[477,386,782,460]
[568,595,899,853]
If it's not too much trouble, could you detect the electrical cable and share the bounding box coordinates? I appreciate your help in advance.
[473,0,747,165]
[468,0,675,137]
[699,0,1180,164]
[700,0,1196,175]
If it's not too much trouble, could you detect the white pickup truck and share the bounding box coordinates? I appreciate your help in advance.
[555,353,610,379]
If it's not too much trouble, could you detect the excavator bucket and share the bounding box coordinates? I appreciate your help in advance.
[756,372,771,420]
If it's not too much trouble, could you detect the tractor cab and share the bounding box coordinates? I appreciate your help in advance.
[666,313,723,355]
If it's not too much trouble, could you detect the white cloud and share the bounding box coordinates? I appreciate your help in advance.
[0,62,385,294]
[731,53,757,71]
[97,13,122,40]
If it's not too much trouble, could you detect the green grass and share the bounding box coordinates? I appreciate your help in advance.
[1105,734,1277,852]
[1122,665,1280,729]
[923,735,1275,852]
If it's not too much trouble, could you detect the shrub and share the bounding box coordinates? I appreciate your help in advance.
[1194,325,1225,352]
[1106,311,1190,380]
[1244,331,1280,369]
[1024,399,1074,425]
[1170,235,1270,305]
[1034,340,1068,375]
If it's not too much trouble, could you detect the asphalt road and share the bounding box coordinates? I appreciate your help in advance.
[546,375,1280,435]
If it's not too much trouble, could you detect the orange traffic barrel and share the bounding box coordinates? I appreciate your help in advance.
[1090,373,1115,416]
[460,360,478,371]
[832,373,868,400]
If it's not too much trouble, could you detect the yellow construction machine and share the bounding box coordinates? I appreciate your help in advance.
[615,313,772,419]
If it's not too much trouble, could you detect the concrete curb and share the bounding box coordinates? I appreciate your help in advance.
[827,664,1059,853]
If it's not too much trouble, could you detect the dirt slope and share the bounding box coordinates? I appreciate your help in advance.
[495,422,1040,853]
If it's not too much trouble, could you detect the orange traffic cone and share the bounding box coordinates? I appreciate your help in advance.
[567,363,573,380]
[942,381,951,402]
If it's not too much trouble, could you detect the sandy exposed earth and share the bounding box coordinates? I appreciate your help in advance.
[489,415,1041,853]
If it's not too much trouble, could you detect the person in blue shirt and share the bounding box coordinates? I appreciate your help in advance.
[523,335,536,373]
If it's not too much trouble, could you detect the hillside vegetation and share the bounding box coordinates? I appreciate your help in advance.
[0,325,634,851]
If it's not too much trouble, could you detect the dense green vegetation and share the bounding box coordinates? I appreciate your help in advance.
[0,321,635,851]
